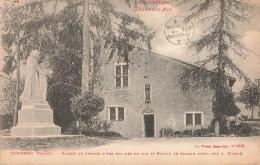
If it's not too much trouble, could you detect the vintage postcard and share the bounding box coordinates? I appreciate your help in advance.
[0,0,259,164]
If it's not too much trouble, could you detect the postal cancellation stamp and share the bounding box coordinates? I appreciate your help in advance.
[164,16,194,45]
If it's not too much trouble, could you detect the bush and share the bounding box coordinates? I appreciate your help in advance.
[64,118,122,138]
[230,123,255,137]
[183,130,193,136]
[0,113,14,130]
[47,82,80,133]
[159,127,213,137]
[173,131,182,136]
[70,92,105,121]
[83,131,122,138]
[80,117,112,135]
[194,128,212,137]
[159,128,175,137]
[239,114,248,120]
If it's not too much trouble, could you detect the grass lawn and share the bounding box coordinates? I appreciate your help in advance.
[0,136,112,151]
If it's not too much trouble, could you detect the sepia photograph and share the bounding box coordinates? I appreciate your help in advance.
[0,0,259,164]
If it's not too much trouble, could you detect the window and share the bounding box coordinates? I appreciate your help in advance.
[110,107,116,120]
[185,112,203,126]
[115,64,128,87]
[186,113,193,126]
[109,106,125,121]
[118,107,124,120]
[195,113,202,125]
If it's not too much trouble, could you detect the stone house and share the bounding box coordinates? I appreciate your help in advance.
[95,50,235,138]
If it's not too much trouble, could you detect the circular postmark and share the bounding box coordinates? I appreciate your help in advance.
[164,16,194,45]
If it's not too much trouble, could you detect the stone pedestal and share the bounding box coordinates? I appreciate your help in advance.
[11,103,61,136]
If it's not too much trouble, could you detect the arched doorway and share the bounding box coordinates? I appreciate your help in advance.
[142,108,155,137]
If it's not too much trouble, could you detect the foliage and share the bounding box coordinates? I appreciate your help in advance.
[70,92,105,121]
[1,0,154,136]
[238,84,259,109]
[212,90,240,118]
[47,82,80,132]
[0,113,14,130]
[2,0,84,127]
[64,117,121,137]
[183,129,193,136]
[87,0,155,61]
[1,0,155,90]
[209,118,230,135]
[194,128,212,137]
[1,78,23,114]
[177,0,253,134]
[159,127,175,137]
[2,0,83,85]
[239,114,248,120]
[159,127,214,137]
[230,123,255,137]
[78,117,111,134]
[82,0,155,92]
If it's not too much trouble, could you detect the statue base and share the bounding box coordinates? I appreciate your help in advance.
[11,103,61,136]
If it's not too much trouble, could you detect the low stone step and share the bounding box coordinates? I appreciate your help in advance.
[22,104,51,110]
[11,124,61,136]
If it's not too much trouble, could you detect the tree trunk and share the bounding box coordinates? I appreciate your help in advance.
[214,0,225,136]
[251,106,254,119]
[215,121,220,136]
[13,30,20,127]
[82,0,94,94]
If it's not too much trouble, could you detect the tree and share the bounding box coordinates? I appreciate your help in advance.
[2,0,154,131]
[1,78,23,115]
[47,82,80,132]
[1,0,84,126]
[239,84,259,119]
[177,0,254,135]
[81,0,155,93]
[79,0,155,132]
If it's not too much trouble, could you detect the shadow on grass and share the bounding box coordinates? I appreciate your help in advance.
[0,136,112,151]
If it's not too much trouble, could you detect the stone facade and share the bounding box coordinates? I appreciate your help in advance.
[95,50,216,138]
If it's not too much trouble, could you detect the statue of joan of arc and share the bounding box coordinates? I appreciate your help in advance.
[20,50,52,105]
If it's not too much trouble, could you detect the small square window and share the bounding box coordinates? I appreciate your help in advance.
[109,106,125,121]
[185,112,203,126]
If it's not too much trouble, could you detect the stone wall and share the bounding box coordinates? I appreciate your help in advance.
[95,50,214,137]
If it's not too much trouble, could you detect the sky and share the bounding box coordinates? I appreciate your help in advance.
[0,0,259,93]
[113,0,260,93]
